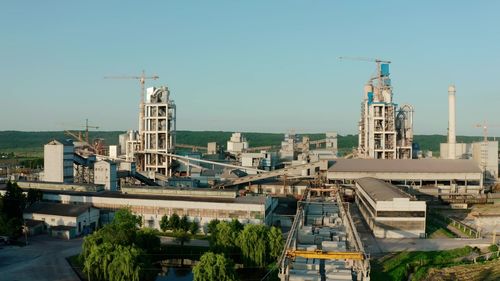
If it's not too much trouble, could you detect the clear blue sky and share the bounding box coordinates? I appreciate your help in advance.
[1,1,499,136]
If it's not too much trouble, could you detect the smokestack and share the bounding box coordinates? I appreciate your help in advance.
[448,85,456,159]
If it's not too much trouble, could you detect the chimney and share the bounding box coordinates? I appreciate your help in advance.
[448,85,456,159]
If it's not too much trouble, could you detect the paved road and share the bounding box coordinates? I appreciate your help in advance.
[375,238,491,252]
[0,235,82,281]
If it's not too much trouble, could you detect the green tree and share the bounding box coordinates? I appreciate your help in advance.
[207,219,220,234]
[237,224,269,268]
[81,208,156,281]
[26,188,43,207]
[268,226,284,260]
[174,230,191,247]
[210,221,241,256]
[179,215,190,232]
[159,214,169,232]
[193,252,237,281]
[135,228,161,254]
[2,181,26,219]
[229,218,243,233]
[169,213,180,230]
[189,221,200,235]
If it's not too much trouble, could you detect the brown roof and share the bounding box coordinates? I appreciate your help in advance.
[356,177,411,202]
[329,159,481,173]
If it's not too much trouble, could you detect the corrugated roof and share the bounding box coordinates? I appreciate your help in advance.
[25,202,93,217]
[329,159,481,173]
[356,177,411,202]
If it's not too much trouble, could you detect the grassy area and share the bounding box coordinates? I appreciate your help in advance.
[426,213,458,238]
[371,246,475,281]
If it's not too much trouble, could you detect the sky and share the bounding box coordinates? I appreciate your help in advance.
[0,1,499,136]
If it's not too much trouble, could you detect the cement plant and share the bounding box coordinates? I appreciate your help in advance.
[1,3,500,281]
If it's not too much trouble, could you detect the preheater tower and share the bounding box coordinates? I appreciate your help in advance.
[357,61,414,159]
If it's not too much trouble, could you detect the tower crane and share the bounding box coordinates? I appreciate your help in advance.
[338,56,391,82]
[64,118,99,143]
[474,121,500,142]
[104,70,159,147]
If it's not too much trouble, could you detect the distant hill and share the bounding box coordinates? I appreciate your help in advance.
[0,130,493,156]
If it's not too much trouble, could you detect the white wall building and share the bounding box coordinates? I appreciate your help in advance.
[43,139,74,183]
[472,141,499,180]
[227,132,248,155]
[355,177,426,238]
[94,160,118,191]
[23,202,99,238]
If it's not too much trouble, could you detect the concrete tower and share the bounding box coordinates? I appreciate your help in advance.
[448,85,456,159]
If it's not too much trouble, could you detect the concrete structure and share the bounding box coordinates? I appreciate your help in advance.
[280,132,299,161]
[241,151,276,173]
[40,188,275,231]
[440,85,471,159]
[207,142,218,155]
[358,62,413,159]
[227,132,248,155]
[108,145,118,159]
[448,85,457,158]
[94,160,118,191]
[472,141,499,180]
[43,139,74,183]
[142,86,176,177]
[23,202,99,238]
[328,159,483,197]
[355,177,426,238]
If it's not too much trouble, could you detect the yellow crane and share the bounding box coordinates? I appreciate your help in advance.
[286,249,364,260]
[104,70,159,144]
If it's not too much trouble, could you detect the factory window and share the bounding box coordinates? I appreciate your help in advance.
[376,211,425,218]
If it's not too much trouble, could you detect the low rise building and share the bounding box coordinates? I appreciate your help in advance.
[23,202,99,238]
[355,177,426,238]
[328,159,483,198]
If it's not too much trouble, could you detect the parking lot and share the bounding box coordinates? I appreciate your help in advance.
[0,234,82,281]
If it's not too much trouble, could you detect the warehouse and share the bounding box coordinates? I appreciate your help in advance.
[328,159,483,197]
[23,202,99,239]
[355,177,426,238]
[39,187,275,232]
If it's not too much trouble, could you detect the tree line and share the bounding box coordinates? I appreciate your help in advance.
[193,219,284,281]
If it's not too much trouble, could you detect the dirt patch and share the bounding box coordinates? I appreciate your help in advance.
[424,259,500,281]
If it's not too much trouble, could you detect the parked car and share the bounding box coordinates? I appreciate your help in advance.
[0,235,10,245]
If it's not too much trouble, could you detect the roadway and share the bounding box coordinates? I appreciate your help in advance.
[0,235,82,281]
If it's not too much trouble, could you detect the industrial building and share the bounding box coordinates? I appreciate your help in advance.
[328,159,483,198]
[355,177,426,238]
[439,85,499,180]
[357,61,414,159]
[141,86,176,177]
[227,132,249,155]
[43,139,74,183]
[23,202,99,239]
[37,187,275,231]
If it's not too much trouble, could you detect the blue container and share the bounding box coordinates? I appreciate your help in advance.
[380,63,390,76]
[367,92,373,104]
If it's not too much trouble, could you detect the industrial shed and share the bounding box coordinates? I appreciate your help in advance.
[355,177,426,238]
[328,159,483,197]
